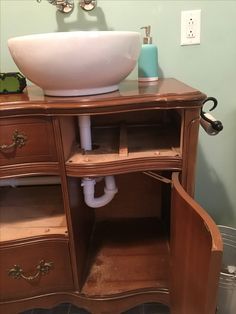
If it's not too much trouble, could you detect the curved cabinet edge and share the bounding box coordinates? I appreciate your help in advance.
[0,162,60,179]
[0,290,170,314]
[170,172,223,314]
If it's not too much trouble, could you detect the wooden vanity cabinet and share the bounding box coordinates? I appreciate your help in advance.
[0,79,223,314]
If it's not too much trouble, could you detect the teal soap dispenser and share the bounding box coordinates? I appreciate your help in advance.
[138,26,158,82]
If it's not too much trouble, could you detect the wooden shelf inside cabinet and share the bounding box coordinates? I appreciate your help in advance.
[81,218,170,298]
[66,122,182,177]
[0,185,67,242]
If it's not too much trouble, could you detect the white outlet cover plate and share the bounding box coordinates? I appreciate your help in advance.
[181,9,201,46]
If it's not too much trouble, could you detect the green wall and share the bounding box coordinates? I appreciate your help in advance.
[1,0,236,227]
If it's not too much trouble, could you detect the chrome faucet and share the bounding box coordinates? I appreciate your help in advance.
[37,0,74,13]
[37,0,97,13]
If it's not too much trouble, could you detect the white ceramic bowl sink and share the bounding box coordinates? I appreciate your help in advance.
[8,31,141,97]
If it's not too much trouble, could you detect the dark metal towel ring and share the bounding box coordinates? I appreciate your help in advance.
[201,97,223,132]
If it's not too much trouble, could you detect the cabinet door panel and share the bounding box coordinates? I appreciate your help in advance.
[170,173,222,314]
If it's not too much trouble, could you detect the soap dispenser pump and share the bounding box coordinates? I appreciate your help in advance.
[138,25,158,82]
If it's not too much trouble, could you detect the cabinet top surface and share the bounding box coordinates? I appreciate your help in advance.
[0,78,206,116]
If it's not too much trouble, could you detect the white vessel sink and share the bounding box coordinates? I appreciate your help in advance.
[8,31,141,97]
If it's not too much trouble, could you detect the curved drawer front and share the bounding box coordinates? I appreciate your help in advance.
[0,238,74,301]
[0,117,57,166]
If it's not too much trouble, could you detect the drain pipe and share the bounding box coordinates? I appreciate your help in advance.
[78,115,118,208]
[79,115,92,150]
[81,176,118,208]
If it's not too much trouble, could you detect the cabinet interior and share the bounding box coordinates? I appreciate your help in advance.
[68,171,172,296]
[62,109,182,168]
[63,111,177,296]
[0,182,67,242]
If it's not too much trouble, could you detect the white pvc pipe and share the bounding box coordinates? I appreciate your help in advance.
[82,176,118,208]
[78,115,92,150]
[0,176,61,187]
[78,115,118,208]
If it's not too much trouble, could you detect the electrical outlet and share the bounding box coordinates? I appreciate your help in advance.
[181,10,201,46]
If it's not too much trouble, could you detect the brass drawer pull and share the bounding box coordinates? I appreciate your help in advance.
[0,130,27,153]
[8,260,53,282]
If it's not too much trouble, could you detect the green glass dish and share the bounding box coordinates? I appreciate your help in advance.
[0,72,27,94]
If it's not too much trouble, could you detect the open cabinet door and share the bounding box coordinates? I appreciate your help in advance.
[170,173,223,314]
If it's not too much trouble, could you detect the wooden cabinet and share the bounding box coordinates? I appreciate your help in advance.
[0,79,223,314]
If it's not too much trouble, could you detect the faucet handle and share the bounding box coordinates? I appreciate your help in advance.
[79,0,97,11]
[37,0,74,14]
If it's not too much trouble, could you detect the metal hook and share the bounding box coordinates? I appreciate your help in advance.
[202,96,218,112]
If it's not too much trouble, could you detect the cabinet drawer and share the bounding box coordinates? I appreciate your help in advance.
[0,238,74,301]
[0,117,57,166]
